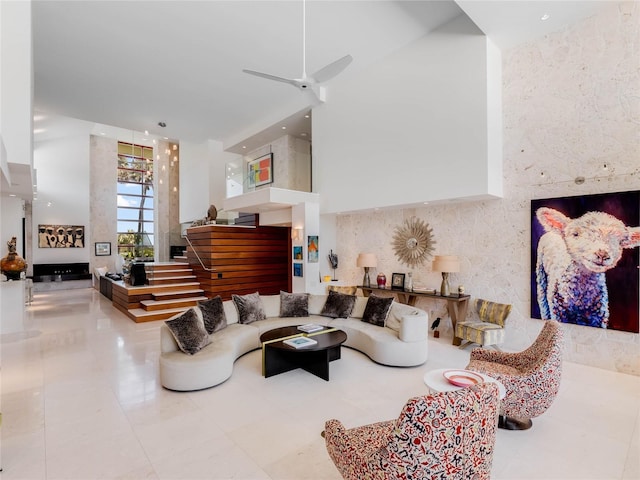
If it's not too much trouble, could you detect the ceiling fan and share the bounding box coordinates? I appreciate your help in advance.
[242,0,352,101]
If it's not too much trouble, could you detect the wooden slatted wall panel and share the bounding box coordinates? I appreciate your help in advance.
[186,224,291,299]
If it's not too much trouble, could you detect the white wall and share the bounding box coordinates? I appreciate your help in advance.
[179,139,242,224]
[179,140,211,223]
[313,14,501,214]
[210,147,241,220]
[32,134,91,264]
[0,196,25,257]
[0,0,32,168]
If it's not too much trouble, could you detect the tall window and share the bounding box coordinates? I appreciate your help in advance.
[117,142,154,260]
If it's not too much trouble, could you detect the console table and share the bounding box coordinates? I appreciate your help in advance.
[359,286,470,346]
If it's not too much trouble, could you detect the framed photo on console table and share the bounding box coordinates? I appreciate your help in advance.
[391,273,405,290]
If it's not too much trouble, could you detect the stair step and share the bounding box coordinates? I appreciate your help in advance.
[141,296,208,311]
[146,268,193,278]
[172,255,188,262]
[152,289,205,301]
[147,275,197,285]
[126,307,191,323]
[116,282,201,295]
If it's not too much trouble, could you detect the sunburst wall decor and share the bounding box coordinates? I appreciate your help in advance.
[392,217,436,268]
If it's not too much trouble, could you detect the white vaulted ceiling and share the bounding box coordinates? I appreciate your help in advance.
[31,1,609,149]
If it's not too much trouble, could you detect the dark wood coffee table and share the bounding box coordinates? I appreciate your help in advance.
[260,325,347,381]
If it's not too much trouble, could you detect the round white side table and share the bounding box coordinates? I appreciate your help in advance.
[423,368,506,399]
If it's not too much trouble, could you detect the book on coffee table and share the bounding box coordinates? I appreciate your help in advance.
[283,336,318,348]
[298,323,324,333]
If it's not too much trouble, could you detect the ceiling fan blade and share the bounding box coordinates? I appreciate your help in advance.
[242,69,298,87]
[311,54,353,83]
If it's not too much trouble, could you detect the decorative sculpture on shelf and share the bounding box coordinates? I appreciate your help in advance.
[328,250,339,281]
[1,236,27,280]
[206,204,218,223]
[392,216,436,268]
[191,204,219,226]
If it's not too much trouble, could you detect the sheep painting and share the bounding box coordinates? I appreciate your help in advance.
[535,206,640,329]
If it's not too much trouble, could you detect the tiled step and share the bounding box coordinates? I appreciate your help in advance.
[147,275,197,285]
[152,288,205,301]
[125,307,190,323]
[141,296,208,311]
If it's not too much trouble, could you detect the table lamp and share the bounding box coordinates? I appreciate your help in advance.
[356,253,377,287]
[432,255,460,296]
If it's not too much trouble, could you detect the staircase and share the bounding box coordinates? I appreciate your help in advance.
[111,262,207,323]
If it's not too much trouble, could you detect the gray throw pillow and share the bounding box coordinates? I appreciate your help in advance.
[198,296,227,334]
[362,295,394,327]
[280,291,310,317]
[320,290,357,318]
[165,308,211,355]
[232,292,266,324]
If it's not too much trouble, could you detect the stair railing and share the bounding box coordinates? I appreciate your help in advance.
[182,230,216,272]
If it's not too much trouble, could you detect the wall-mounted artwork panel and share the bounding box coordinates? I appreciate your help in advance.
[38,225,85,248]
[531,191,639,333]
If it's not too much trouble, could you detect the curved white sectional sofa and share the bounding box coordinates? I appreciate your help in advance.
[159,293,429,391]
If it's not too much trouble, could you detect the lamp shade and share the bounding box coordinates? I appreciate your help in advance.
[432,255,460,273]
[356,253,377,268]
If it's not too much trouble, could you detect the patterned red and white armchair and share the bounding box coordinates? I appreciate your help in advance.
[466,320,563,430]
[324,382,500,480]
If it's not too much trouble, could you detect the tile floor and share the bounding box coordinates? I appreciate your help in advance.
[1,288,639,479]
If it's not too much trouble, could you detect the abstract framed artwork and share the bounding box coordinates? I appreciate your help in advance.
[531,191,639,333]
[293,246,303,260]
[307,235,318,263]
[293,262,303,277]
[38,224,85,248]
[247,153,273,188]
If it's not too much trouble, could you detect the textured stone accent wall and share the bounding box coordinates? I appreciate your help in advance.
[89,135,118,273]
[155,140,181,262]
[168,143,182,253]
[336,2,640,375]
[245,135,310,192]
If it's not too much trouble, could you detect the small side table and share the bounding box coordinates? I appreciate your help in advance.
[423,368,506,399]
[423,368,525,429]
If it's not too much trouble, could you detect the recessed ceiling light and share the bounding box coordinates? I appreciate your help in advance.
[242,146,246,149]
[304,114,310,118]
[144,130,149,136]
[9,194,16,197]
[100,132,106,136]
[281,126,287,130]
[300,133,308,137]
[540,13,550,21]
